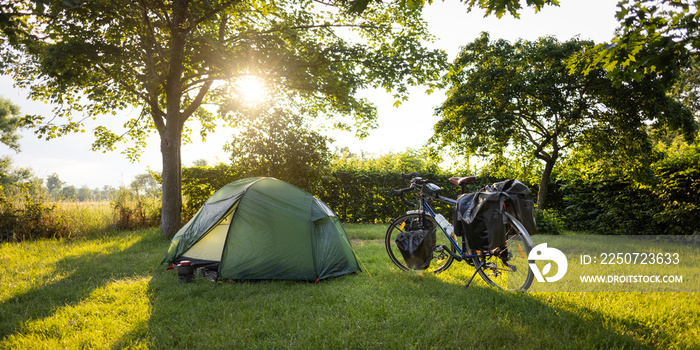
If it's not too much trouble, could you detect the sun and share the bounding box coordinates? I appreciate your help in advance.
[238,75,266,103]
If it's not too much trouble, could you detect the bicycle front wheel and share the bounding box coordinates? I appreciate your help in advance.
[385,213,455,274]
[473,212,534,291]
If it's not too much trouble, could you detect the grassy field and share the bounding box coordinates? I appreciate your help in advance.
[1,225,698,349]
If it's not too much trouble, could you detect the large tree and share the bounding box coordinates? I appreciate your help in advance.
[433,33,694,209]
[0,0,446,237]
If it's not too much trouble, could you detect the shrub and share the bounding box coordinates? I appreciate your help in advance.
[653,145,700,235]
[535,209,564,235]
[0,195,68,241]
[111,188,160,231]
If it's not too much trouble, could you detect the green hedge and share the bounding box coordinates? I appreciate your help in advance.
[181,164,243,220]
[317,169,462,223]
[560,146,700,235]
[180,146,699,235]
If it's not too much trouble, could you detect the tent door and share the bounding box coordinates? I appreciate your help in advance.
[182,209,234,261]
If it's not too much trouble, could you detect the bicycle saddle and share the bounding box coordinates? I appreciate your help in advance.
[449,176,476,187]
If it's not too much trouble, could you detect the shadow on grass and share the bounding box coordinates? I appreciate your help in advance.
[1,234,682,349]
[0,229,164,344]
[145,245,667,349]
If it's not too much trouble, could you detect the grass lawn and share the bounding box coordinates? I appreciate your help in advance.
[1,226,698,349]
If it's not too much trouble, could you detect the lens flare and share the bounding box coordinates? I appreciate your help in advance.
[238,76,266,103]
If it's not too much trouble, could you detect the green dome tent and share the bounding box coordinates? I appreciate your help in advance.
[162,177,360,281]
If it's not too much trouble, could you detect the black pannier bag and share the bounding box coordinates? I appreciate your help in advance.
[456,190,506,251]
[395,217,436,270]
[489,179,537,236]
[455,179,537,251]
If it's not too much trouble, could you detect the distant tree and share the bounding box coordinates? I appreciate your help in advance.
[60,185,76,201]
[130,173,160,197]
[0,156,43,195]
[45,173,63,196]
[0,96,23,152]
[99,185,119,201]
[76,185,93,202]
[92,187,101,200]
[191,159,208,167]
[0,156,10,190]
[434,33,694,209]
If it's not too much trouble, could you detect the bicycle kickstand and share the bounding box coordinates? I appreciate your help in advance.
[465,262,485,288]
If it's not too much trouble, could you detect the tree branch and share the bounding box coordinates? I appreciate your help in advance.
[186,0,240,31]
[514,112,553,162]
[92,61,165,136]
[136,0,169,80]
[182,80,213,122]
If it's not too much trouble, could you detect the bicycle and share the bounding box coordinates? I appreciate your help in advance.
[385,172,535,291]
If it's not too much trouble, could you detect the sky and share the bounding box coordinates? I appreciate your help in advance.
[0,0,620,189]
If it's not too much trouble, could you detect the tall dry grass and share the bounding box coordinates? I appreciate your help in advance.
[52,201,116,237]
[0,193,160,242]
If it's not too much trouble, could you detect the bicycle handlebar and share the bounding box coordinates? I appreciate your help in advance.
[391,185,417,208]
[401,172,420,180]
[391,185,414,196]
[392,173,424,208]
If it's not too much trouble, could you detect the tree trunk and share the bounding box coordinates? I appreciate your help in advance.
[160,123,183,238]
[537,159,556,210]
[159,0,187,238]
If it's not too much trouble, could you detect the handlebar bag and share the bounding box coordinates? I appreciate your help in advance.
[395,218,436,270]
[421,182,442,198]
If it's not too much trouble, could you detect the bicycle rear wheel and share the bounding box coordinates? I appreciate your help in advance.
[385,213,455,274]
[473,213,534,291]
